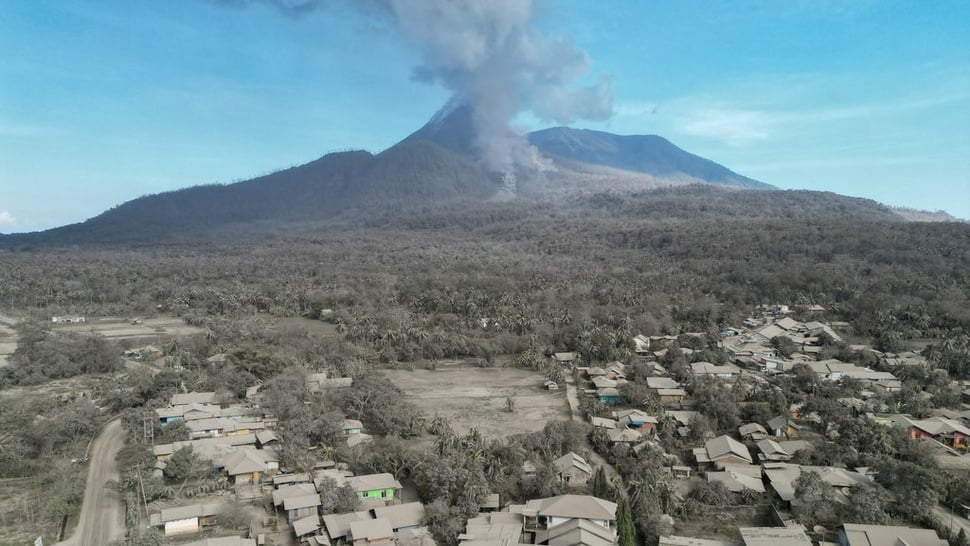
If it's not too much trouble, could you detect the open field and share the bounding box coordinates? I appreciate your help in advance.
[51,315,204,342]
[0,312,19,368]
[383,363,569,440]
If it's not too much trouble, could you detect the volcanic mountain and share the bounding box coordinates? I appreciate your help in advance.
[5,101,873,246]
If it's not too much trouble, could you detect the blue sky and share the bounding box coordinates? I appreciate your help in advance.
[1,0,968,232]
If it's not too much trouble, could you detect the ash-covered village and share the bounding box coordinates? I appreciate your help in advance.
[4,285,970,546]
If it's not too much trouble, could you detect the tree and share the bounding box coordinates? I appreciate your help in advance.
[111,529,163,546]
[319,477,360,514]
[770,336,799,358]
[793,471,837,528]
[590,467,613,501]
[163,447,209,482]
[844,486,890,525]
[616,496,636,546]
[688,480,733,506]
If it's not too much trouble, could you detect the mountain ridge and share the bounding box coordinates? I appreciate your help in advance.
[0,101,931,246]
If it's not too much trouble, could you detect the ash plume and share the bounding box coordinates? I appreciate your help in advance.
[222,0,614,175]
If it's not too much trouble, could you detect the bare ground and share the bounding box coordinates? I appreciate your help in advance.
[383,363,569,440]
[57,419,126,546]
[51,316,204,341]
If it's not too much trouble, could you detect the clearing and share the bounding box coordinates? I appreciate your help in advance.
[383,362,569,440]
[51,315,204,343]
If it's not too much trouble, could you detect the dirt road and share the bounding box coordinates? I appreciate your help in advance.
[59,419,126,546]
[934,504,970,538]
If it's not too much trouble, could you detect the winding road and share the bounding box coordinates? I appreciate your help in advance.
[58,419,126,546]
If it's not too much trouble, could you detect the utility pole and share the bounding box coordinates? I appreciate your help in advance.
[143,414,154,445]
[136,464,149,524]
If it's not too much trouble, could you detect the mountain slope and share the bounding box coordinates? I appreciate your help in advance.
[9,142,501,244]
[1,103,814,245]
[528,127,773,189]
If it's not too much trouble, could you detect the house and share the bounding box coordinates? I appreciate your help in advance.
[273,483,318,507]
[149,503,226,536]
[766,416,799,439]
[777,440,812,455]
[838,523,947,546]
[350,517,395,546]
[186,417,231,439]
[694,436,753,468]
[591,376,618,390]
[322,510,372,543]
[553,352,577,364]
[596,387,623,404]
[547,517,617,546]
[346,473,403,503]
[372,502,426,532]
[762,463,870,506]
[706,467,765,494]
[755,440,792,462]
[646,377,681,388]
[521,494,617,534]
[633,335,651,355]
[664,411,700,428]
[306,372,353,393]
[691,362,741,380]
[895,416,970,449]
[283,494,322,523]
[552,452,593,487]
[604,362,626,379]
[656,388,688,406]
[222,447,277,484]
[171,392,218,406]
[480,493,501,512]
[738,423,769,441]
[152,434,257,463]
[342,419,364,435]
[256,430,278,448]
[607,427,642,446]
[51,315,85,324]
[613,409,658,432]
[738,526,812,546]
[590,416,618,430]
[462,511,525,546]
[293,515,321,540]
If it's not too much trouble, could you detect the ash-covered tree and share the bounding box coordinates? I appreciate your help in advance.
[318,477,360,514]
[792,470,838,528]
[616,496,636,546]
[163,446,210,482]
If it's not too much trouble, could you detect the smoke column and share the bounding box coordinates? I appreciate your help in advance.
[221,0,614,174]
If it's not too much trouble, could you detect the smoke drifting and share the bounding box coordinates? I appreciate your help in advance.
[222,0,613,175]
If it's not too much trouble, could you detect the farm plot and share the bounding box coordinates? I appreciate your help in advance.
[383,364,570,440]
[51,316,203,342]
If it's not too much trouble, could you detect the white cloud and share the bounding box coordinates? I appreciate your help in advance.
[0,211,16,225]
[681,108,772,146]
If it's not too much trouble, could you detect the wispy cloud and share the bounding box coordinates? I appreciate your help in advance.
[0,211,16,225]
[614,81,970,147]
